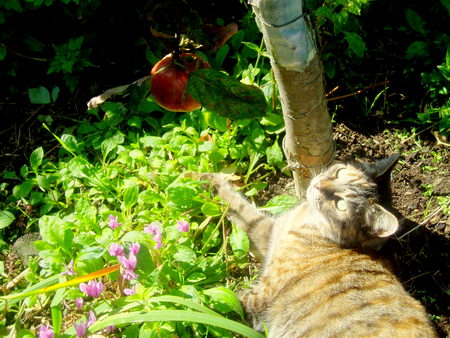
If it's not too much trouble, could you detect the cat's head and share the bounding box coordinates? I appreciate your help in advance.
[306,153,400,250]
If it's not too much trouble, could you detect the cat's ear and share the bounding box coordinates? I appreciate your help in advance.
[365,204,399,237]
[374,153,400,178]
[373,153,400,178]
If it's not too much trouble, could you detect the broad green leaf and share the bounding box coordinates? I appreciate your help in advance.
[344,32,366,58]
[201,202,222,216]
[30,146,44,171]
[138,190,165,205]
[51,86,60,101]
[261,195,298,215]
[60,134,81,154]
[172,245,197,263]
[28,86,51,104]
[101,133,124,162]
[406,41,429,59]
[13,181,34,199]
[187,68,267,119]
[140,135,165,148]
[405,8,427,36]
[121,230,148,243]
[75,197,97,227]
[0,210,14,229]
[0,45,6,61]
[124,184,139,209]
[266,138,285,169]
[228,224,249,258]
[203,286,244,319]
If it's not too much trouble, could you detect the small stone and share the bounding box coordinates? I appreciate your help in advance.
[433,177,450,196]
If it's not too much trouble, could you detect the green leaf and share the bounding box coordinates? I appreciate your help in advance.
[140,136,165,148]
[0,210,14,229]
[0,45,6,61]
[266,138,284,169]
[28,86,51,104]
[51,86,60,102]
[85,310,264,338]
[30,147,44,171]
[344,32,366,58]
[203,286,244,319]
[261,195,298,215]
[187,68,267,119]
[172,245,197,263]
[201,202,222,216]
[405,41,429,59]
[228,224,249,258]
[405,8,427,36]
[138,190,165,205]
[101,133,124,162]
[51,288,65,335]
[124,184,139,209]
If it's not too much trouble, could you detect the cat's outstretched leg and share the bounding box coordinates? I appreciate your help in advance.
[200,173,275,257]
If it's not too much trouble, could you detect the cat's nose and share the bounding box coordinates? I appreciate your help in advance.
[315,179,331,191]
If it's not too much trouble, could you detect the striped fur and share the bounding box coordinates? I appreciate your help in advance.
[201,155,436,337]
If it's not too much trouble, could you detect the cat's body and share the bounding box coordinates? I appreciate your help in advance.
[202,154,436,337]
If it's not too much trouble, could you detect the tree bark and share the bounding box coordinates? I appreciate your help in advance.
[251,0,334,199]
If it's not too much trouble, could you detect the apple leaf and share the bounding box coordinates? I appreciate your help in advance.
[186,68,267,119]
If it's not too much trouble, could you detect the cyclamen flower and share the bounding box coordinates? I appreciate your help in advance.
[123,286,136,296]
[73,322,87,338]
[106,325,115,333]
[73,311,96,338]
[60,259,77,276]
[38,324,54,338]
[118,253,137,271]
[75,297,83,310]
[79,280,104,298]
[108,214,122,229]
[177,220,190,232]
[109,243,124,257]
[144,222,163,249]
[129,242,140,255]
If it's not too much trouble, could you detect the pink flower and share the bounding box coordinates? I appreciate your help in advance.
[75,297,83,310]
[106,325,115,332]
[118,253,137,271]
[177,220,190,232]
[123,286,136,296]
[61,259,77,276]
[109,243,124,257]
[122,269,139,281]
[144,222,163,249]
[73,311,96,337]
[87,311,96,327]
[38,324,54,338]
[79,280,104,298]
[108,214,122,229]
[129,242,140,255]
[73,322,87,338]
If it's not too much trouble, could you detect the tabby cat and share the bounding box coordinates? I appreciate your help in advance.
[201,154,436,337]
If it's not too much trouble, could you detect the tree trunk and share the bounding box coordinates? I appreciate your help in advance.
[251,0,335,199]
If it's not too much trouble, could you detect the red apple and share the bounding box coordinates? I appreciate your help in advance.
[150,53,210,112]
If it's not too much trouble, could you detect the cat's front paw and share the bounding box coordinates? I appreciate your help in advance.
[239,287,266,315]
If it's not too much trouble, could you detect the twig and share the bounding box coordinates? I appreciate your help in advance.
[0,42,47,62]
[86,76,150,109]
[326,81,389,102]
[397,204,447,240]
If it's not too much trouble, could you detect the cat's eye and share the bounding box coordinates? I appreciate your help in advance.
[335,168,346,179]
[335,199,348,211]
